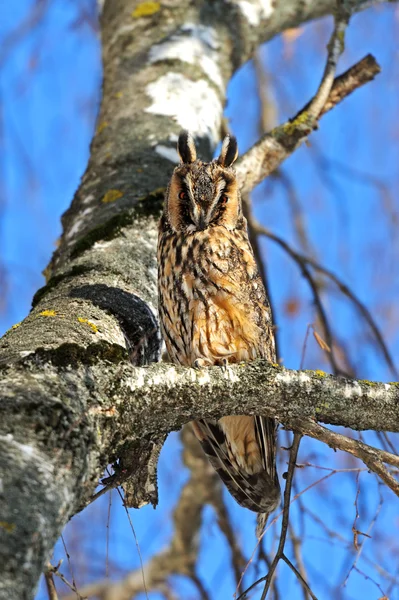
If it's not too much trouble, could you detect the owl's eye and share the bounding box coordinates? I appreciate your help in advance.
[179,191,188,201]
[220,194,228,205]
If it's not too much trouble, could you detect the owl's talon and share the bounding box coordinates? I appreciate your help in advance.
[193,358,206,369]
[193,358,213,369]
[221,358,229,372]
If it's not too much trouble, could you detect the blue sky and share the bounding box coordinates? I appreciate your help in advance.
[1,1,399,599]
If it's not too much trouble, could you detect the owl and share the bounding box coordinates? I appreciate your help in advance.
[157,131,280,532]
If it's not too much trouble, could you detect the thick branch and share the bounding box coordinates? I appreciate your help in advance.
[2,358,399,444]
[107,361,399,434]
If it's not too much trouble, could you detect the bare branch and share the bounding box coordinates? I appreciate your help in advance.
[236,55,381,195]
[63,427,227,600]
[290,418,399,497]
[259,433,305,600]
[306,0,350,120]
[343,481,384,589]
[242,193,281,361]
[46,562,82,599]
[237,434,317,599]
[288,523,312,600]
[251,219,342,374]
[253,222,399,379]
[281,555,316,600]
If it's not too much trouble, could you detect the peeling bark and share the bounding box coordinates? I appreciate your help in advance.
[0,1,396,599]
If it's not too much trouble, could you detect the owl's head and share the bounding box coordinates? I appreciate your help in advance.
[164,131,242,233]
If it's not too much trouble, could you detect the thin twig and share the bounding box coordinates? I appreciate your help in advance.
[242,193,281,361]
[254,223,399,379]
[112,474,149,600]
[290,418,399,497]
[281,554,317,600]
[271,169,315,256]
[47,562,82,598]
[210,484,246,592]
[67,428,220,600]
[288,524,311,600]
[304,502,399,590]
[306,1,350,119]
[353,565,387,598]
[260,433,304,599]
[300,324,313,371]
[237,434,310,599]
[61,535,81,599]
[380,432,399,457]
[298,462,367,474]
[258,542,280,600]
[305,267,398,379]
[352,471,362,551]
[343,481,384,587]
[86,464,135,508]
[237,471,339,597]
[87,479,118,506]
[106,490,112,578]
[252,220,341,374]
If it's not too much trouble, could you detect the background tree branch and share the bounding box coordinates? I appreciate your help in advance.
[236,54,381,195]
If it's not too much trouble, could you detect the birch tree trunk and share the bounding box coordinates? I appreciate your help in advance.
[0,1,395,599]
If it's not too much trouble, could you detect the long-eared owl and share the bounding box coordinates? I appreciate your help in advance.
[157,132,280,532]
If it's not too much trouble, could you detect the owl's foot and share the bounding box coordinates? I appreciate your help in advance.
[193,358,212,369]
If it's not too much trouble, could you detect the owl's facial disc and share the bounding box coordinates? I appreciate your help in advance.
[166,143,241,233]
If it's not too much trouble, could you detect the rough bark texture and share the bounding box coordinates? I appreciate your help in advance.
[0,1,395,599]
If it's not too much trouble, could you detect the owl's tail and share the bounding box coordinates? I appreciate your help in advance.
[192,416,280,533]
[256,512,270,539]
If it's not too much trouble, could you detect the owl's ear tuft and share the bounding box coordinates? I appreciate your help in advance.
[218,134,238,167]
[177,131,197,164]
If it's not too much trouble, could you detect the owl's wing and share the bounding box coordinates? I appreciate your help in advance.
[192,418,280,515]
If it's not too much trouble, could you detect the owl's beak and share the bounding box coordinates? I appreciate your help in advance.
[197,209,208,231]
[192,203,209,230]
